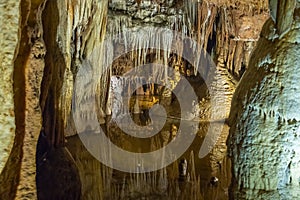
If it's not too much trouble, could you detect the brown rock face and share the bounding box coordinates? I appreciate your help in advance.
[228,2,300,199]
[1,0,46,199]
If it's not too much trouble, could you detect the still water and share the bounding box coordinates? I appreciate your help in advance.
[64,65,235,199]
[66,101,232,200]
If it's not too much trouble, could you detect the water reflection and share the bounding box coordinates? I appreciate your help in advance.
[66,116,231,199]
[66,65,235,199]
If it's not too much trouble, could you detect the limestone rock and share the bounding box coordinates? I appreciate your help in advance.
[228,6,300,199]
[0,1,20,199]
[0,0,19,175]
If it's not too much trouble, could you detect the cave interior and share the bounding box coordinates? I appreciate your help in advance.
[0,0,300,199]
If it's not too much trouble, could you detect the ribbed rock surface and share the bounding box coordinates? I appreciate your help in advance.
[228,4,300,199]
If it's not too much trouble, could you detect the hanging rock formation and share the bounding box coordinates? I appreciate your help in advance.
[38,0,109,199]
[228,0,300,199]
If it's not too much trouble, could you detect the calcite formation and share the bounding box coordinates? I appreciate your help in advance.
[228,2,300,199]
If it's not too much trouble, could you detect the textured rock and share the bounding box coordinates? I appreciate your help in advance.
[17,37,46,200]
[0,0,45,199]
[64,0,109,137]
[41,0,109,136]
[1,0,108,198]
[0,0,19,175]
[15,1,46,199]
[228,4,300,199]
[215,7,268,78]
[39,0,108,198]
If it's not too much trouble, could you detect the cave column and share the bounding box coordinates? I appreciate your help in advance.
[228,0,300,199]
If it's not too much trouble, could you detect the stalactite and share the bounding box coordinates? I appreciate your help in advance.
[184,0,198,34]
[60,0,108,128]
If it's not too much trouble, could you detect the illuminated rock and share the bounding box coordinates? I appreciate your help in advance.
[228,1,300,199]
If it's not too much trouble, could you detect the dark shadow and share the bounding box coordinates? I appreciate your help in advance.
[36,1,81,199]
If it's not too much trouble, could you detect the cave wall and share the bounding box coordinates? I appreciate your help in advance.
[228,1,300,199]
[0,0,46,199]
[0,0,19,175]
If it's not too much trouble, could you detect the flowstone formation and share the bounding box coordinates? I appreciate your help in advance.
[228,1,300,199]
